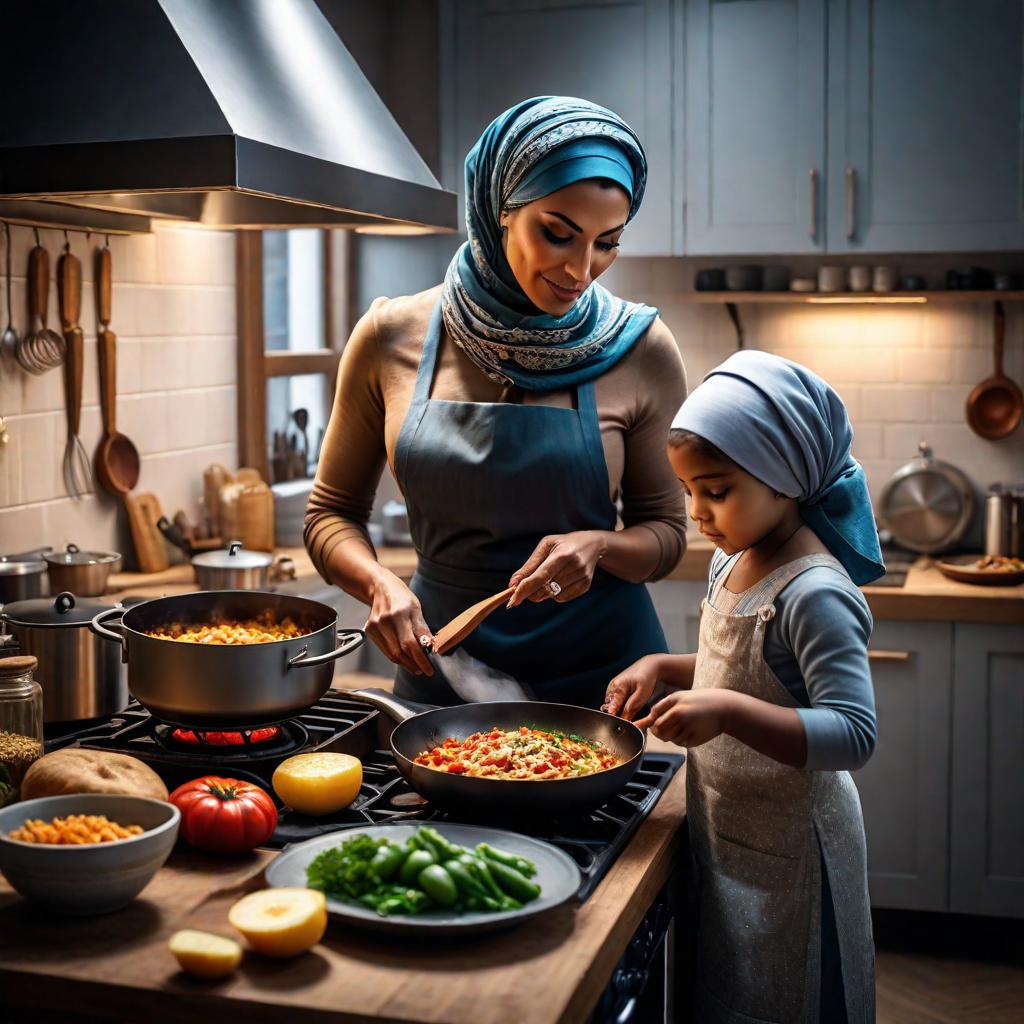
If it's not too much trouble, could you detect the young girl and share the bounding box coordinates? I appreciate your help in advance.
[604,350,884,1024]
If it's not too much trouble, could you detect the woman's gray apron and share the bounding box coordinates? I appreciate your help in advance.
[686,553,875,1023]
[391,298,667,707]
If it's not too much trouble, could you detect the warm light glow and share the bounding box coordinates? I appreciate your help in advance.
[353,223,440,235]
[805,296,928,305]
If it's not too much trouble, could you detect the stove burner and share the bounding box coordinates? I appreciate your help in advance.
[153,719,310,759]
[170,726,282,747]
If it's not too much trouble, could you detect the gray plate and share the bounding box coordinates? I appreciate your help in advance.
[264,823,581,935]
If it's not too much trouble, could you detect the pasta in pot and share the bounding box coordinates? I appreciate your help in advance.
[414,726,620,780]
[144,610,309,645]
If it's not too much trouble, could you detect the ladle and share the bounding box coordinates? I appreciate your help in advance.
[0,223,18,364]
[965,302,1023,440]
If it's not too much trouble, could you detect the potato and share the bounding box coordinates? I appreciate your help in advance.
[21,749,169,802]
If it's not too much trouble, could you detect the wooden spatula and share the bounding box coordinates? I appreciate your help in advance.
[432,587,515,655]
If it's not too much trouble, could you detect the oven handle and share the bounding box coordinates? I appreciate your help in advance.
[288,628,365,669]
[89,606,128,662]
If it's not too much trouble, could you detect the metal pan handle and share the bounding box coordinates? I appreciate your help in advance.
[347,688,436,722]
[89,605,128,662]
[288,628,364,669]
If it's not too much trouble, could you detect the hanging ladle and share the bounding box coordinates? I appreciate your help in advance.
[965,301,1023,440]
[1,223,19,364]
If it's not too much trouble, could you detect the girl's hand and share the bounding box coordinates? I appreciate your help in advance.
[507,531,607,608]
[602,655,666,721]
[634,690,736,748]
[365,570,434,676]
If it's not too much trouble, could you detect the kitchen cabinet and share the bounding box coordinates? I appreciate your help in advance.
[827,0,1024,252]
[684,0,827,254]
[950,623,1024,918]
[853,620,953,912]
[444,0,677,255]
[648,579,706,652]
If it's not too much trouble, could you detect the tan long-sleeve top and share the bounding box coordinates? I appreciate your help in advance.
[305,285,688,582]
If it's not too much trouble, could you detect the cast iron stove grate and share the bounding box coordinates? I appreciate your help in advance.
[49,698,683,903]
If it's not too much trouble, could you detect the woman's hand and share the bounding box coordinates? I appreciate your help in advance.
[633,690,736,748]
[507,531,608,608]
[365,569,434,676]
[602,654,667,721]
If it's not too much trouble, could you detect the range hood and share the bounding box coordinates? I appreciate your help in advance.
[0,0,457,233]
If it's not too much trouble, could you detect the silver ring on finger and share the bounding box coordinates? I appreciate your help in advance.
[418,634,432,647]
[548,580,562,597]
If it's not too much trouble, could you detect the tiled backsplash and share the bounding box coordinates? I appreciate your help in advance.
[602,259,1024,509]
[0,224,237,558]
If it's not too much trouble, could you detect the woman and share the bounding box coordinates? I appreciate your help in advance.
[305,96,687,707]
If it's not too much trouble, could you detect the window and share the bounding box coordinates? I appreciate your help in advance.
[236,229,353,482]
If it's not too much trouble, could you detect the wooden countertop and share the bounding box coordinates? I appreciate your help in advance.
[0,740,686,1024]
[103,539,1022,625]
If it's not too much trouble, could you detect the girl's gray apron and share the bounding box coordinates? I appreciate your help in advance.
[391,298,667,707]
[687,553,875,1023]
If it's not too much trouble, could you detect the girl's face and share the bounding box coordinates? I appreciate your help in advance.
[500,180,629,316]
[667,442,788,555]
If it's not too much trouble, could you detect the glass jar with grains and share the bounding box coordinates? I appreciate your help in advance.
[0,656,44,806]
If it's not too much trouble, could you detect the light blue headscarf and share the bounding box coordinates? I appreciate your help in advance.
[441,96,658,392]
[672,350,885,585]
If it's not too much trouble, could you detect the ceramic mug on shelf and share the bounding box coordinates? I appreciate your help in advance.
[848,265,871,292]
[872,266,898,292]
[817,266,846,293]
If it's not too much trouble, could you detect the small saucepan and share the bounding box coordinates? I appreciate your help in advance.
[44,544,121,598]
[191,540,293,591]
[0,548,52,604]
[349,689,646,818]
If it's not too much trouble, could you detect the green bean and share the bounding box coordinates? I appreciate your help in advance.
[486,859,542,903]
[476,842,537,878]
[418,864,458,907]
[370,842,408,881]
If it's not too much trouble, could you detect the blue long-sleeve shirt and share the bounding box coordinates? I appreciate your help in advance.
[708,549,877,771]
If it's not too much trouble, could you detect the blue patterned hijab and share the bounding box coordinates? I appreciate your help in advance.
[441,96,658,392]
[672,350,885,585]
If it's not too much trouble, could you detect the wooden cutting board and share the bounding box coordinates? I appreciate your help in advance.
[123,490,169,573]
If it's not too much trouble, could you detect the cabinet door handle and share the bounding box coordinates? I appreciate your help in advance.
[846,166,857,241]
[809,167,819,240]
[868,649,912,662]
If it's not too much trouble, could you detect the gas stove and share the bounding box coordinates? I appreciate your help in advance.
[48,694,683,903]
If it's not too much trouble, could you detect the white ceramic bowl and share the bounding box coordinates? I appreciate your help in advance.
[0,794,180,915]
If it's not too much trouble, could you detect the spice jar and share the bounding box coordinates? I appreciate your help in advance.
[0,656,45,806]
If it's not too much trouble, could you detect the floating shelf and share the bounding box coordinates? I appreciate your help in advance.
[681,290,1024,304]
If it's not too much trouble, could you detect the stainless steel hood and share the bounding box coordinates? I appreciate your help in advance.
[0,0,457,232]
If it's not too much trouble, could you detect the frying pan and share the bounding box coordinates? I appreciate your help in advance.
[350,689,645,818]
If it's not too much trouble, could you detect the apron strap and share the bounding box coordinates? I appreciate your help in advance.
[412,297,445,406]
[752,553,847,615]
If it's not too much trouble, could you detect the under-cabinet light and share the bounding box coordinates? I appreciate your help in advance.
[805,296,928,304]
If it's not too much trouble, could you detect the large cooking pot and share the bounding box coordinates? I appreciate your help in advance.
[350,689,646,818]
[89,590,364,727]
[1,592,127,723]
[0,548,52,604]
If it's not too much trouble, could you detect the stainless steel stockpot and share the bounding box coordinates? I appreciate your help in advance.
[0,548,52,604]
[89,590,364,727]
[191,540,290,591]
[44,544,122,597]
[1,592,127,723]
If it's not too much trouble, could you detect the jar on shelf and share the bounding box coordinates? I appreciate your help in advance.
[0,655,44,806]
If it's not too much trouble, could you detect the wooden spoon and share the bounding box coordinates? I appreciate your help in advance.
[94,245,141,495]
[432,586,515,655]
[965,301,1023,439]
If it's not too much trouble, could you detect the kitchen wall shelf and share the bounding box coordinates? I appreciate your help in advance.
[681,291,1024,304]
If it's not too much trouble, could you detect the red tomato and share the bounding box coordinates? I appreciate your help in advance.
[170,776,278,855]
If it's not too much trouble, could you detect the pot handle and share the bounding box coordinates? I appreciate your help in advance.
[89,605,128,662]
[288,628,364,669]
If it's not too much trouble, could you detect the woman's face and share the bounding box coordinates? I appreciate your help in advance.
[667,442,789,556]
[500,179,629,315]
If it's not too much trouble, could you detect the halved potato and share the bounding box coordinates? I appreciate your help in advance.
[228,887,327,958]
[272,752,362,816]
[168,929,243,978]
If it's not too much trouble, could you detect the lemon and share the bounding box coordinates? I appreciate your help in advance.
[228,887,328,958]
[168,929,243,978]
[272,752,362,815]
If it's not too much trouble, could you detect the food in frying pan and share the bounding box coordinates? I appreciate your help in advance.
[144,610,310,644]
[972,554,1024,572]
[10,813,143,844]
[305,826,541,917]
[414,726,620,779]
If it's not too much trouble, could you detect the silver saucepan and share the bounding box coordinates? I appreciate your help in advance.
[89,590,364,727]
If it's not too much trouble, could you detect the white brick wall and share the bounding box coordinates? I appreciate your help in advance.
[0,224,238,558]
[603,259,1024,507]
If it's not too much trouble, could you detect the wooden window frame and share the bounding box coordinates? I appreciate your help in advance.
[236,229,355,480]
